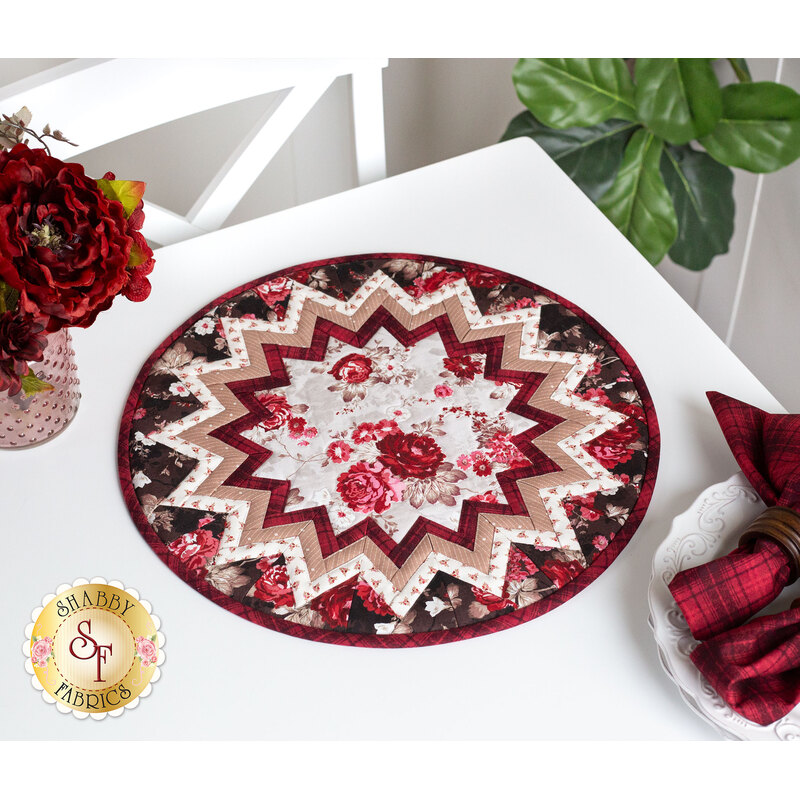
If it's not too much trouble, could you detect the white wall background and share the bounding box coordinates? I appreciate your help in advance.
[1,58,797,409]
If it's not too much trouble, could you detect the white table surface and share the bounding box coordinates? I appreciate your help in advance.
[0,138,784,740]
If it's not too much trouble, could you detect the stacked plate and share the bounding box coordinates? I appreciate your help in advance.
[648,472,800,740]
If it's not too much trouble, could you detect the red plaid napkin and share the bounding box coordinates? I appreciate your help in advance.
[669,392,799,640]
[690,605,800,726]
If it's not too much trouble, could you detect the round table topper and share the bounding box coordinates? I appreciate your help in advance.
[119,254,659,647]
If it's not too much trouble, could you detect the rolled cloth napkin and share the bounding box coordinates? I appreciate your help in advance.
[689,600,800,726]
[669,391,800,641]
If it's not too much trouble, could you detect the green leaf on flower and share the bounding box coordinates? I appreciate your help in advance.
[597,129,678,265]
[700,82,800,172]
[512,58,637,128]
[634,58,722,144]
[129,242,149,268]
[96,179,146,218]
[501,111,638,201]
[661,144,735,270]
[0,280,19,314]
[21,368,54,396]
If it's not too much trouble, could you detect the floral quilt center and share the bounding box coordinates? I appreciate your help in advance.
[243,329,534,541]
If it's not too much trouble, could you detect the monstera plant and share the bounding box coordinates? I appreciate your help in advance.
[501,58,800,269]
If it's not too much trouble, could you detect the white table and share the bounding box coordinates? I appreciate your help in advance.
[0,138,784,740]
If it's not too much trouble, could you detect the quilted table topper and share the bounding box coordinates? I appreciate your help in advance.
[119,254,659,647]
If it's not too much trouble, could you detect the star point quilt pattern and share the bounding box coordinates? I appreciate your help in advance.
[119,254,659,646]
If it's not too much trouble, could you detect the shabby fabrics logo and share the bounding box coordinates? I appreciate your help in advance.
[23,578,164,719]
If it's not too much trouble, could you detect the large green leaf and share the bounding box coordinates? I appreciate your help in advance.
[635,58,722,144]
[661,144,735,270]
[500,111,638,201]
[597,129,678,265]
[512,58,637,129]
[700,82,800,172]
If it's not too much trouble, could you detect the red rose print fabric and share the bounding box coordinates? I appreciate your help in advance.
[120,254,659,647]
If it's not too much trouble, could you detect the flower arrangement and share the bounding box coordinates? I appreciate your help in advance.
[0,107,155,397]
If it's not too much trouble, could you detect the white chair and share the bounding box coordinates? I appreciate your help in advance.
[0,58,388,246]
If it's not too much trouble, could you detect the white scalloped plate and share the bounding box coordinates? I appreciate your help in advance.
[648,473,800,740]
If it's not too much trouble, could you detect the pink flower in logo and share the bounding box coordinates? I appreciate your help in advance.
[31,637,52,667]
[135,635,158,667]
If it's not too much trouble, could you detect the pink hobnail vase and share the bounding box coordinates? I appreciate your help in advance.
[0,328,81,449]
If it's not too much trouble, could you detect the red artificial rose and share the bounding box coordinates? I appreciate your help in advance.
[0,310,47,394]
[310,579,356,628]
[443,354,481,380]
[336,460,405,514]
[540,558,583,589]
[167,529,219,572]
[472,586,512,611]
[256,392,293,430]
[583,418,641,469]
[0,145,136,332]
[355,580,393,616]
[376,431,445,479]
[253,561,294,607]
[329,353,372,384]
[123,226,154,302]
